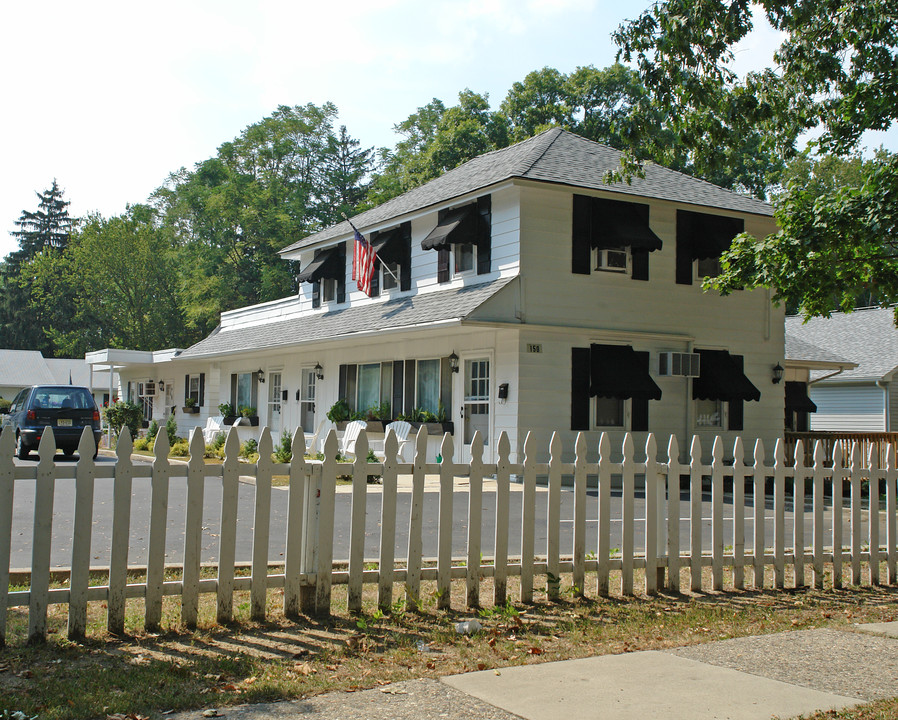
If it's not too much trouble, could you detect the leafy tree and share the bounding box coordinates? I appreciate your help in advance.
[614,0,898,318]
[501,67,572,141]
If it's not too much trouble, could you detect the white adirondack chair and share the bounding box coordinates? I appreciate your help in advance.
[384,420,414,462]
[303,420,327,455]
[202,415,224,444]
[339,420,367,458]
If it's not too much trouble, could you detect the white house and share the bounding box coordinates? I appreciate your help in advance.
[0,349,118,408]
[786,307,898,432]
[88,128,785,462]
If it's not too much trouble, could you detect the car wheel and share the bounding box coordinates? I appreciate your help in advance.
[15,433,29,460]
[62,447,75,457]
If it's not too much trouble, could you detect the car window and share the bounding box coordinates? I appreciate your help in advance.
[32,387,95,410]
[10,389,26,413]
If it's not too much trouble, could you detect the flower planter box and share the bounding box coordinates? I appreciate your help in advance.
[410,421,454,434]
[234,416,260,427]
[182,406,200,414]
[335,420,385,432]
[223,415,238,426]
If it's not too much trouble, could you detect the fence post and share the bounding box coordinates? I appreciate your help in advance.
[217,428,241,622]
[285,428,307,618]
[466,431,484,609]
[689,436,703,593]
[850,442,863,585]
[887,443,897,585]
[812,441,826,589]
[494,432,511,606]
[793,439,806,589]
[520,432,536,603]
[182,428,207,629]
[753,439,766,589]
[437,433,455,610]
[621,434,635,596]
[597,432,611,596]
[144,428,171,632]
[0,430,13,646]
[251,428,273,621]
[546,433,563,601]
[832,442,844,588]
[107,427,133,636]
[68,429,97,640]
[644,434,659,595]
[732,437,745,590]
[773,439,786,589]
[405,427,428,610]
[347,430,369,614]
[28,429,58,644]
[572,433,587,597]
[315,430,339,615]
[378,430,398,611]
[869,444,881,586]
[666,435,681,593]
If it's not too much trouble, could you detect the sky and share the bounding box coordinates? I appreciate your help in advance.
[2,0,896,261]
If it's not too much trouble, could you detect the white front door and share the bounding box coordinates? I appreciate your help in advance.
[268,372,282,434]
[299,368,317,435]
[459,356,491,461]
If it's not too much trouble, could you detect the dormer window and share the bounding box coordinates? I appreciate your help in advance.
[572,195,661,281]
[321,277,338,302]
[422,196,491,283]
[594,247,629,274]
[296,242,346,308]
[381,259,400,291]
[696,256,722,279]
[368,223,411,296]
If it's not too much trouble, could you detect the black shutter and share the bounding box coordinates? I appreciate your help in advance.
[199,373,205,407]
[339,364,348,403]
[404,359,416,415]
[631,249,649,281]
[345,365,357,410]
[571,347,591,430]
[336,242,346,303]
[400,224,412,291]
[184,374,189,403]
[631,352,651,431]
[251,372,259,411]
[440,356,452,415]
[392,361,404,419]
[230,374,237,409]
[476,195,491,275]
[437,248,450,283]
[676,211,694,285]
[572,194,592,275]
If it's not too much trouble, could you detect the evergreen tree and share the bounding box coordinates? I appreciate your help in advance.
[10,179,74,262]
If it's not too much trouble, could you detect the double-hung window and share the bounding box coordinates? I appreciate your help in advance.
[675,210,744,285]
[691,349,760,431]
[416,358,441,414]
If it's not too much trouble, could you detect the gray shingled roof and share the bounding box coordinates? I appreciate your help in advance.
[785,334,855,367]
[785,307,898,381]
[0,350,56,386]
[178,278,515,359]
[282,128,773,254]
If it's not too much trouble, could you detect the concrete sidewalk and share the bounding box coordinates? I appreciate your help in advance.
[166,622,898,720]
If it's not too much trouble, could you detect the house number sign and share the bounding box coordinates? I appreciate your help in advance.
[527,343,542,353]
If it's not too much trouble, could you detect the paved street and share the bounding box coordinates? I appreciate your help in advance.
[7,454,871,570]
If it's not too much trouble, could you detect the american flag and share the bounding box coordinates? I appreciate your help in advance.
[352,226,377,296]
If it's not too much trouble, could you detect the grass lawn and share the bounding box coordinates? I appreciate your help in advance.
[2,568,898,720]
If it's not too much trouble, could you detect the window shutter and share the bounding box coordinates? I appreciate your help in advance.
[199,373,205,407]
[251,373,259,411]
[631,352,651,430]
[631,249,649,281]
[336,242,346,303]
[440,356,452,415]
[437,248,450,283]
[404,359,416,415]
[184,374,189,403]
[476,195,491,275]
[571,347,590,430]
[675,211,694,285]
[392,361,404,419]
[230,374,237,409]
[370,260,380,297]
[339,364,348,403]
[400,224,412,291]
[572,194,592,275]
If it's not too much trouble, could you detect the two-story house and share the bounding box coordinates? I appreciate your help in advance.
[88,128,783,462]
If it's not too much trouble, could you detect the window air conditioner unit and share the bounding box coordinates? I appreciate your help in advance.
[139,381,157,397]
[658,352,700,377]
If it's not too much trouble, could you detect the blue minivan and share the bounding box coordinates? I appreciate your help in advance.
[1,385,102,459]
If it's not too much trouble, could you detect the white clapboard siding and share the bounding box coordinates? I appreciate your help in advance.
[4,428,898,644]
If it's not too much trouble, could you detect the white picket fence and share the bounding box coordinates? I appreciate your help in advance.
[2,423,896,645]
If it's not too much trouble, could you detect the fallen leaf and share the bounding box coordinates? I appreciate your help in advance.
[527,647,543,655]
[202,710,222,718]
[380,686,408,695]
[477,663,487,671]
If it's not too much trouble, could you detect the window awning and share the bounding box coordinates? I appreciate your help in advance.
[296,246,343,283]
[372,227,404,264]
[593,198,662,252]
[693,349,761,402]
[589,344,662,401]
[679,211,745,260]
[421,205,479,251]
[785,381,817,413]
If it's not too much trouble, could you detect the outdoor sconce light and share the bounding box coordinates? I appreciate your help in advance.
[449,351,460,373]
[158,381,165,391]
[258,369,265,383]
[314,362,324,380]
[295,389,301,401]
[772,363,784,384]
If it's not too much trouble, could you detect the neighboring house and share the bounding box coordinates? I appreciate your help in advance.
[783,334,857,431]
[0,349,118,407]
[786,307,898,432]
[88,128,784,462]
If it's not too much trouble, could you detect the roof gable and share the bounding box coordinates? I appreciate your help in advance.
[281,128,773,255]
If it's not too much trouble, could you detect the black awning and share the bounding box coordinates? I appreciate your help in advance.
[679,210,745,260]
[589,344,662,401]
[421,205,478,251]
[372,227,404,264]
[296,246,344,283]
[594,198,662,252]
[693,349,761,402]
[785,381,817,413]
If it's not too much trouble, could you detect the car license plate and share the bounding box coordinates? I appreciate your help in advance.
[57,418,72,427]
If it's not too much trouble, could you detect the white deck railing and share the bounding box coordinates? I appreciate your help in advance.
[2,425,896,645]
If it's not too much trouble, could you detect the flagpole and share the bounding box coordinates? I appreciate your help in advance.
[342,213,400,284]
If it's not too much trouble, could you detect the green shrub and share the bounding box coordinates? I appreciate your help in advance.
[218,402,234,417]
[133,437,150,451]
[0,398,11,413]
[240,438,258,459]
[147,419,159,442]
[366,401,391,421]
[103,401,143,440]
[326,398,351,423]
[204,442,224,459]
[166,413,178,447]
[170,440,190,457]
[238,405,256,418]
[211,431,226,450]
[273,430,292,464]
